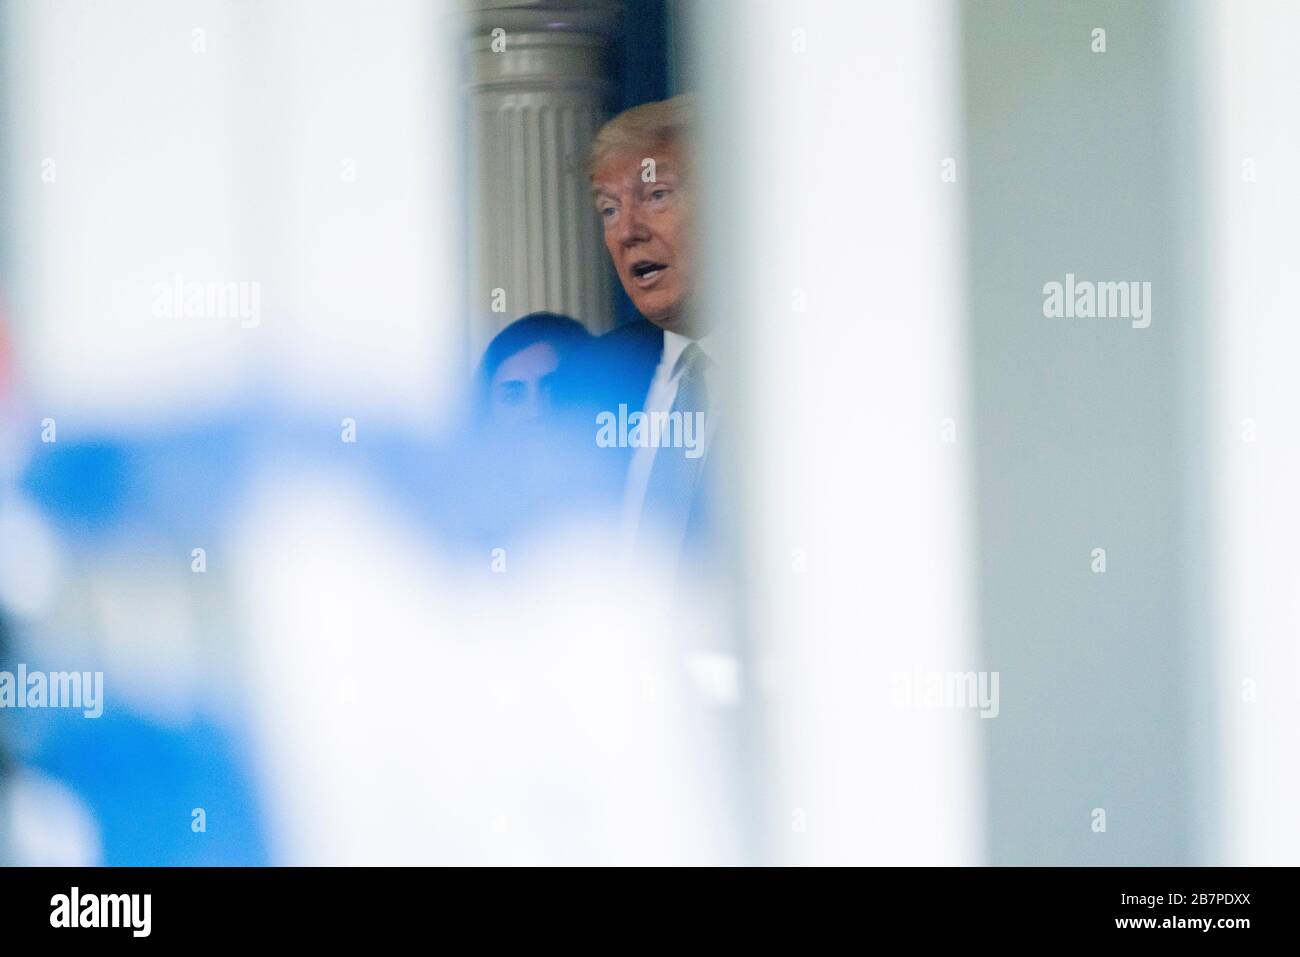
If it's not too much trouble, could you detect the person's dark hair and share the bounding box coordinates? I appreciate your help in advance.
[475,312,592,419]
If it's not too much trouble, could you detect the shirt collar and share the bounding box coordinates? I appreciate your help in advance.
[662,329,717,376]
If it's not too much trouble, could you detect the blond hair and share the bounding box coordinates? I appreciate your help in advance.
[586,94,695,180]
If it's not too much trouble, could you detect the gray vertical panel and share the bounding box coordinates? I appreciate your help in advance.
[961,0,1211,864]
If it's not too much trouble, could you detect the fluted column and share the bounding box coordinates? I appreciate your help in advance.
[465,1,622,356]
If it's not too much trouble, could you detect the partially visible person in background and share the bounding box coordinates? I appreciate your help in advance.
[437,311,616,558]
[476,312,592,430]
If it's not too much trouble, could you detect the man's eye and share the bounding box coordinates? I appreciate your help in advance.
[650,188,670,202]
[600,206,617,219]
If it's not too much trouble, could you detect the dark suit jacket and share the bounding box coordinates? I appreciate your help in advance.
[554,317,662,474]
[571,318,664,419]
[539,318,662,522]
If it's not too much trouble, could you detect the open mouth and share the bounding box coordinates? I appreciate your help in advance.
[630,260,668,287]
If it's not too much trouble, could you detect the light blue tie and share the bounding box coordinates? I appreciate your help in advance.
[640,343,712,541]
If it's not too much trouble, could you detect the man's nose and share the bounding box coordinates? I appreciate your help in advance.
[616,205,650,246]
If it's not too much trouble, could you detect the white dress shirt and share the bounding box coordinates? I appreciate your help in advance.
[621,329,718,544]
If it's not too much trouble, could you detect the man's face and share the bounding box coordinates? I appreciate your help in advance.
[593,146,695,335]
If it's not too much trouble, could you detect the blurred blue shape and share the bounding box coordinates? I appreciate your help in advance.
[21,441,132,538]
[27,706,268,866]
[20,420,251,545]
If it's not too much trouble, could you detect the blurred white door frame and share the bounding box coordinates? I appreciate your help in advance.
[695,0,980,864]
[1209,0,1300,867]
